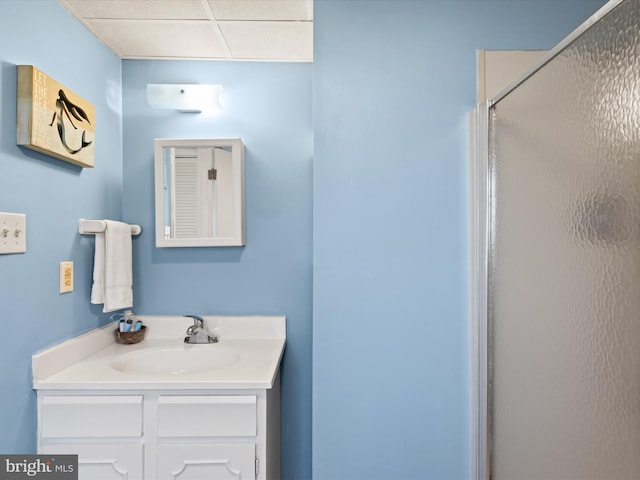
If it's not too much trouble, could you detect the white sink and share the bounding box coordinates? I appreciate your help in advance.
[111,344,241,375]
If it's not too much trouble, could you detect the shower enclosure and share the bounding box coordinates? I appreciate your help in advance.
[470,0,640,478]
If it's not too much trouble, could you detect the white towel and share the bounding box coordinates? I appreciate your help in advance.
[90,220,133,313]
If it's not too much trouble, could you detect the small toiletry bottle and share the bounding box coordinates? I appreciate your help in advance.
[123,310,134,332]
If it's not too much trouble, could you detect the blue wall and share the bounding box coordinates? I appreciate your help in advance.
[0,1,122,453]
[312,1,606,479]
[121,60,313,480]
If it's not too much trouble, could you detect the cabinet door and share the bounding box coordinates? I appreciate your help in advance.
[158,443,255,480]
[41,395,143,438]
[158,395,256,437]
[43,443,143,480]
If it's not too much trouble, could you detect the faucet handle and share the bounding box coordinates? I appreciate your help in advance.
[184,314,205,327]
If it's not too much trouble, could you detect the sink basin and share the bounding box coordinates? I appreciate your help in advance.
[111,345,240,375]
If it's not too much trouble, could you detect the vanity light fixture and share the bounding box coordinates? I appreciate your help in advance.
[146,84,222,113]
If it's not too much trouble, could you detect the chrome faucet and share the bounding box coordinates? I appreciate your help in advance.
[183,315,218,344]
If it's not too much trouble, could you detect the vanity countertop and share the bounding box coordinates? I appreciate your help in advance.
[32,315,285,390]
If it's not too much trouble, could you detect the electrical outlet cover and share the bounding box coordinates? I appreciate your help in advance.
[60,261,73,293]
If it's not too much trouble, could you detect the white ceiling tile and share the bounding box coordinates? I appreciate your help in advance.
[221,21,312,61]
[57,0,314,61]
[87,19,230,59]
[59,0,212,20]
[208,0,312,21]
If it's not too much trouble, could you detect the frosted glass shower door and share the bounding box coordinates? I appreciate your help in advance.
[488,1,640,478]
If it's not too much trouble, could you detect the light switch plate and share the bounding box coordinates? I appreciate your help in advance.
[0,212,26,254]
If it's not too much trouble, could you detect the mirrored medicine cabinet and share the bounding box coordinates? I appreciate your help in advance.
[154,138,245,247]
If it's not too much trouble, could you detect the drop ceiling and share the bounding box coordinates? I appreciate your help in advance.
[57,0,313,62]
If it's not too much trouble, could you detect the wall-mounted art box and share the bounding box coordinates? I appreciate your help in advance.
[17,65,95,168]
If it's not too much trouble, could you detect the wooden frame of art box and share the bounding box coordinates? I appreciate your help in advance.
[16,65,95,168]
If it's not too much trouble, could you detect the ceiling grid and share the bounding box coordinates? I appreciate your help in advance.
[57,0,313,62]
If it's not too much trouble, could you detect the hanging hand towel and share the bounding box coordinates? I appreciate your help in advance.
[90,220,133,313]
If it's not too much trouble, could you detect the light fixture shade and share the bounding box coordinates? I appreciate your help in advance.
[146,84,222,113]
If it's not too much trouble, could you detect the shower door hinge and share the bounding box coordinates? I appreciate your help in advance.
[208,168,217,180]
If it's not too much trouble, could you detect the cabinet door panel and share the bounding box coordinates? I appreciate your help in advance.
[158,443,255,480]
[42,443,143,480]
[158,395,256,437]
[41,395,143,438]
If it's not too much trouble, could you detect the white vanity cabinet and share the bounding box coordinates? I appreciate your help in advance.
[37,383,280,480]
[32,315,285,480]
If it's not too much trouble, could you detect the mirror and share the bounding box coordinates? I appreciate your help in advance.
[154,138,245,247]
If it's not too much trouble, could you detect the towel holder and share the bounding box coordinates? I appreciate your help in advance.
[78,219,142,236]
